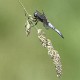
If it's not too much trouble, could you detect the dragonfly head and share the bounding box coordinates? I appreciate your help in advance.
[34,11,38,17]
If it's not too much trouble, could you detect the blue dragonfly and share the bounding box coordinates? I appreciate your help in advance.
[33,10,64,38]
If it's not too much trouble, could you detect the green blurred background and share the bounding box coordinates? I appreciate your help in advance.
[0,0,80,80]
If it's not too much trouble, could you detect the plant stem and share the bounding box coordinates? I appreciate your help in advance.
[19,0,29,16]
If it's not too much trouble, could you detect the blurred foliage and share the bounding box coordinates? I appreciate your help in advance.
[0,0,80,80]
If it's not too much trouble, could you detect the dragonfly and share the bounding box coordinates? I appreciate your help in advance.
[33,10,64,38]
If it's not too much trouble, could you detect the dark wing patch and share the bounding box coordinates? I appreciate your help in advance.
[36,10,47,20]
[35,10,49,27]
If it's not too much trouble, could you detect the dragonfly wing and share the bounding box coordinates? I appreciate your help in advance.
[43,23,49,29]
[42,19,50,29]
[36,10,46,20]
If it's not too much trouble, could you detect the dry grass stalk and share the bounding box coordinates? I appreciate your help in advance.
[37,29,62,77]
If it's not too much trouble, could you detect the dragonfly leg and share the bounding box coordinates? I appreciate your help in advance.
[33,17,38,25]
[35,20,38,25]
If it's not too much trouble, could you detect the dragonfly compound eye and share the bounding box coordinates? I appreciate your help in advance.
[34,12,38,17]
